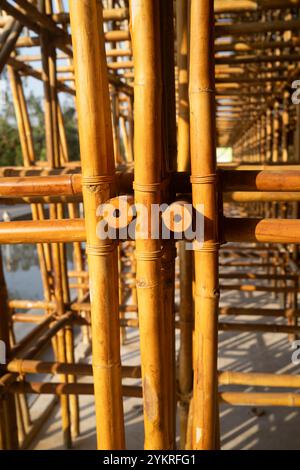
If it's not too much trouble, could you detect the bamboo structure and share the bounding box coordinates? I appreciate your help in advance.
[0,0,300,452]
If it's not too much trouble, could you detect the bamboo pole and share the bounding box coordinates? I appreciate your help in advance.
[69,0,125,450]
[176,0,194,451]
[189,0,219,450]
[0,249,18,450]
[219,370,300,388]
[8,382,142,398]
[130,0,169,449]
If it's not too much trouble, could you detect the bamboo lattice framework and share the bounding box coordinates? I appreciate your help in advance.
[0,0,299,451]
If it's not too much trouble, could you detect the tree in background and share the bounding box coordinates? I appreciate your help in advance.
[0,79,80,166]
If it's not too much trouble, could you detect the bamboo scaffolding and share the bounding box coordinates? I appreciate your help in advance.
[1,0,300,453]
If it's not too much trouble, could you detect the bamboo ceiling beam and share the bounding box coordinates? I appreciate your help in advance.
[0,0,72,56]
[0,19,22,73]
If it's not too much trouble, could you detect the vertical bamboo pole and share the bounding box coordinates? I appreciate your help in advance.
[69,0,125,450]
[57,203,80,439]
[50,204,72,449]
[282,91,289,163]
[176,0,190,172]
[189,0,219,450]
[176,0,194,450]
[130,0,168,449]
[160,0,177,449]
[0,249,18,450]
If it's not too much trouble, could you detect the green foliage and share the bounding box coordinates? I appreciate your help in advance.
[61,102,80,161]
[0,83,80,166]
[0,116,23,166]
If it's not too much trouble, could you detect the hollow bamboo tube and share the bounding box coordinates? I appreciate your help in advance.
[189,0,219,450]
[69,0,125,449]
[130,0,168,450]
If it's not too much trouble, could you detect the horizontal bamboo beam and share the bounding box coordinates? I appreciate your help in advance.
[215,19,300,37]
[5,360,141,379]
[224,192,300,202]
[53,8,129,23]
[220,273,297,281]
[219,370,300,388]
[8,382,142,398]
[216,54,300,65]
[219,323,300,334]
[224,218,300,243]
[219,307,298,318]
[1,170,300,199]
[219,392,300,407]
[215,0,300,12]
[222,170,300,192]
[220,284,297,293]
[0,220,85,244]
[0,217,300,244]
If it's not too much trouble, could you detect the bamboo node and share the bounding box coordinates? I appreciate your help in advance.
[92,361,121,370]
[190,174,217,185]
[177,390,192,404]
[135,250,163,261]
[82,175,114,193]
[193,241,220,253]
[189,87,215,94]
[133,177,170,193]
[136,279,160,289]
[86,243,117,256]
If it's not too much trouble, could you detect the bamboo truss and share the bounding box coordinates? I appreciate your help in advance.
[0,0,299,452]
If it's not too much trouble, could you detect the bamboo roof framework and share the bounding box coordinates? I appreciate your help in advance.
[0,0,299,451]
